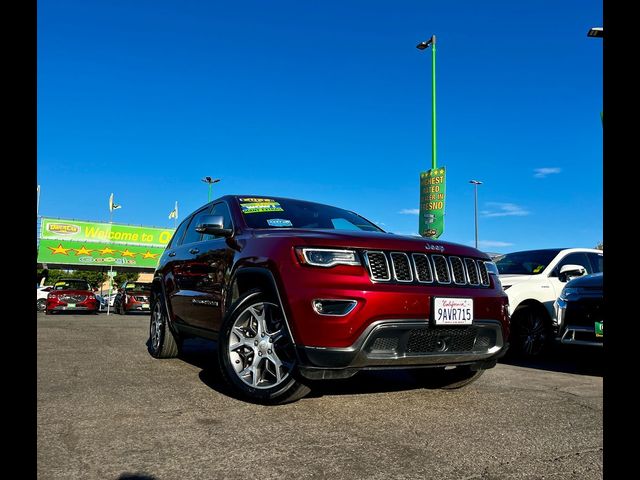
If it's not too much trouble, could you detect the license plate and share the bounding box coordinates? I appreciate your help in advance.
[595,321,603,338]
[433,298,473,325]
[67,303,76,308]
[142,304,149,309]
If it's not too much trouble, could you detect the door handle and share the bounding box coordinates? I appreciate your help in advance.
[189,248,200,255]
[168,251,176,257]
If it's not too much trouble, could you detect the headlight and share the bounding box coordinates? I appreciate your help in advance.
[484,261,499,276]
[295,248,361,267]
[560,287,580,300]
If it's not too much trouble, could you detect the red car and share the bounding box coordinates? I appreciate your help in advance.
[113,282,152,314]
[46,279,99,314]
[148,195,510,404]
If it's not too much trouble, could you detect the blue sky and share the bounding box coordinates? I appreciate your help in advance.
[37,0,602,253]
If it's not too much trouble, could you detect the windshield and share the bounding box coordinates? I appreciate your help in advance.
[53,280,91,291]
[237,197,384,232]
[495,249,561,275]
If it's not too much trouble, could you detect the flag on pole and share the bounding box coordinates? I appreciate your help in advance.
[168,201,178,219]
[109,193,122,212]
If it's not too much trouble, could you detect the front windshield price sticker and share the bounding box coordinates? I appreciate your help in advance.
[433,298,473,325]
[240,202,284,214]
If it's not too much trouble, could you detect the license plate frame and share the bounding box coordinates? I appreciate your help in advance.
[433,297,474,326]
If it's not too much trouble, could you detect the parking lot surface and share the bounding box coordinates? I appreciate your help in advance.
[37,313,603,479]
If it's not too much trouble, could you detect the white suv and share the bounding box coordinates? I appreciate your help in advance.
[495,248,603,356]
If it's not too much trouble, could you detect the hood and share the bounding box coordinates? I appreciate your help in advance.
[498,274,537,288]
[566,272,603,289]
[251,228,489,258]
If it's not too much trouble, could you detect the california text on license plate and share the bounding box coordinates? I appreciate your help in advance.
[433,298,473,325]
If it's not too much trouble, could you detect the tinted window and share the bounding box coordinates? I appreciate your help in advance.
[202,202,233,241]
[237,196,383,232]
[587,252,603,273]
[495,249,562,275]
[182,207,211,245]
[168,218,190,248]
[555,252,592,275]
[54,280,91,291]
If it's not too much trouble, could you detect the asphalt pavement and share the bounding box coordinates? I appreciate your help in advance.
[37,313,603,480]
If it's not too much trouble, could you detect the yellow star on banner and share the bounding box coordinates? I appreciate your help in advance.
[48,243,71,255]
[142,251,159,259]
[439,169,444,175]
[73,245,93,256]
[120,249,136,257]
[98,247,116,255]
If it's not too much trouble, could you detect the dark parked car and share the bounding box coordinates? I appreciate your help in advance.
[553,272,603,347]
[46,279,99,314]
[113,282,152,314]
[148,195,510,404]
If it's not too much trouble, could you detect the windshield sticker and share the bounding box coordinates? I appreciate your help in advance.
[267,218,293,227]
[238,197,276,203]
[54,282,67,287]
[532,265,544,273]
[241,202,284,214]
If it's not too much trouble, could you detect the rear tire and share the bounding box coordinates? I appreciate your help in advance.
[148,291,180,358]
[218,289,310,404]
[37,299,47,312]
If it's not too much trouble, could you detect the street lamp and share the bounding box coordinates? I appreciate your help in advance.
[587,27,603,37]
[469,180,482,249]
[201,177,220,202]
[416,35,437,170]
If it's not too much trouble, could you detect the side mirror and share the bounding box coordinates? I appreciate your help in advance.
[195,215,233,237]
[558,264,586,282]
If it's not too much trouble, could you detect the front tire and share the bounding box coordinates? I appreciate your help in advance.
[148,291,180,358]
[510,306,549,357]
[218,290,310,404]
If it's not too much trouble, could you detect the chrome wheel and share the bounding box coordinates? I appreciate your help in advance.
[150,301,164,352]
[37,299,47,312]
[228,302,292,389]
[516,309,546,356]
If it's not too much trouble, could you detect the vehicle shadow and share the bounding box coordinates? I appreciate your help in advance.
[177,338,437,400]
[500,343,603,377]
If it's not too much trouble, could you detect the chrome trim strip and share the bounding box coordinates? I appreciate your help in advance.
[411,253,434,283]
[390,252,413,282]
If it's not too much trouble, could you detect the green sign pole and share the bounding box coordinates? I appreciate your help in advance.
[431,35,437,170]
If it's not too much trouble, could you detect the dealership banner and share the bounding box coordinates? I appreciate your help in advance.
[37,238,166,269]
[419,166,446,238]
[40,217,174,247]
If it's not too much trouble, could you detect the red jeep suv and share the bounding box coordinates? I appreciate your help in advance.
[149,195,510,404]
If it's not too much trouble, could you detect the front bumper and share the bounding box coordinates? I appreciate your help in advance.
[48,305,97,312]
[296,319,508,379]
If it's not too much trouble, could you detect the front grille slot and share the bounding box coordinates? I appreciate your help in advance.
[477,260,490,285]
[449,256,466,285]
[412,253,434,283]
[406,327,479,353]
[61,295,86,303]
[464,258,480,285]
[365,251,391,281]
[432,255,451,284]
[390,252,413,282]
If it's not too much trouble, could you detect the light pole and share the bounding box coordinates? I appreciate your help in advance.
[587,27,603,124]
[469,180,482,249]
[201,177,220,202]
[416,35,437,170]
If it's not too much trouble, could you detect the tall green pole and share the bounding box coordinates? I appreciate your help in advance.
[431,35,437,170]
[207,183,212,202]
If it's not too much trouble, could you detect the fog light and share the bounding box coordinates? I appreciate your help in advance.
[312,299,357,316]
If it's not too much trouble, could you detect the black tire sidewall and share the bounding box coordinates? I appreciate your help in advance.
[148,290,173,357]
[218,291,303,403]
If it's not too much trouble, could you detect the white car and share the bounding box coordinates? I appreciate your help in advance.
[496,248,603,356]
[37,286,53,312]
